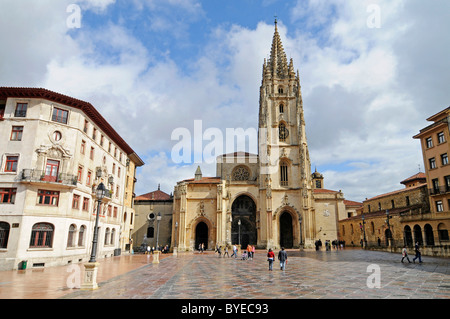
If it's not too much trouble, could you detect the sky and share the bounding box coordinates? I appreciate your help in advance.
[1,0,450,202]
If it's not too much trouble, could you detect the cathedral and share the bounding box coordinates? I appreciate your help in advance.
[171,21,348,251]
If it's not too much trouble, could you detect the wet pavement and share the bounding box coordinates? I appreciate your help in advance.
[1,249,449,300]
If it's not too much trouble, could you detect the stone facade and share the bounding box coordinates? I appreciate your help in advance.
[133,187,173,251]
[171,22,352,252]
[0,88,143,270]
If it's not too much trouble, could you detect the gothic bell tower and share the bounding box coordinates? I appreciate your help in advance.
[258,20,316,249]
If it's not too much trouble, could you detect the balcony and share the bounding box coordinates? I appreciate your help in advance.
[429,186,450,196]
[20,169,77,188]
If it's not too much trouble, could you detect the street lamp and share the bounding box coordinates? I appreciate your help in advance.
[81,182,106,290]
[386,209,392,251]
[174,221,178,255]
[89,182,106,262]
[156,212,162,250]
[238,219,241,246]
[362,215,367,249]
[299,215,303,249]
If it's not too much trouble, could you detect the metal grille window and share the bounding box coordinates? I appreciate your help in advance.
[29,223,54,248]
[280,162,288,186]
[0,222,10,248]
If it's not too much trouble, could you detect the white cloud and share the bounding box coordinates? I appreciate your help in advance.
[2,1,449,202]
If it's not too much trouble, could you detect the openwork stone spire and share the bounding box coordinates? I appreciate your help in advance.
[268,19,289,78]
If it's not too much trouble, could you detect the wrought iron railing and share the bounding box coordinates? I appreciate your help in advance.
[21,169,77,186]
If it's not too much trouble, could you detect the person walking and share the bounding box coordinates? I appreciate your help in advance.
[267,248,275,271]
[252,245,256,259]
[247,245,253,260]
[223,245,230,257]
[413,242,422,263]
[401,245,411,263]
[278,247,288,270]
[231,244,237,258]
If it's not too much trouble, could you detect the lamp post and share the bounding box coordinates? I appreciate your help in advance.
[81,182,106,290]
[156,212,162,249]
[299,215,303,250]
[153,212,162,264]
[362,215,367,249]
[173,221,178,256]
[386,209,392,251]
[89,182,106,262]
[238,219,241,246]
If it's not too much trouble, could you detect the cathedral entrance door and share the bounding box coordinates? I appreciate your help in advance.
[280,212,293,248]
[195,222,208,250]
[231,195,257,249]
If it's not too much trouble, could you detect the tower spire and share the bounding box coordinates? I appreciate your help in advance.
[268,18,288,78]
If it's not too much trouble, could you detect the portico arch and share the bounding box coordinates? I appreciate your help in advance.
[231,194,257,249]
[188,216,214,251]
[273,205,302,248]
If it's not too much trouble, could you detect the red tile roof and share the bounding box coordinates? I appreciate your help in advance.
[182,177,222,184]
[344,200,363,207]
[135,190,172,201]
[0,87,140,159]
[400,172,426,185]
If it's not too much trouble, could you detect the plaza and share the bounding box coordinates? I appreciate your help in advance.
[0,248,449,300]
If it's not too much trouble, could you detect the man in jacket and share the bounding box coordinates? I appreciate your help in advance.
[278,247,288,270]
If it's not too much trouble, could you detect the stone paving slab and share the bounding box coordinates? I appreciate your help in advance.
[64,249,450,300]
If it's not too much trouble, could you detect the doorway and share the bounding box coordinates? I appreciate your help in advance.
[280,211,293,248]
[231,195,257,249]
[195,222,208,250]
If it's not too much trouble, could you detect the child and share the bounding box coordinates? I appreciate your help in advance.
[401,245,411,263]
[241,250,248,260]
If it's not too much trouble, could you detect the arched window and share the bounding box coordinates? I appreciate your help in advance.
[78,225,86,247]
[370,222,375,235]
[67,224,77,247]
[438,223,449,241]
[111,229,115,245]
[147,226,154,238]
[280,161,289,186]
[30,223,54,248]
[279,103,284,113]
[278,122,289,142]
[0,222,10,249]
[424,224,434,246]
[278,86,284,94]
[104,228,110,245]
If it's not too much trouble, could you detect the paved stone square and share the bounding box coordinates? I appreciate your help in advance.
[62,249,450,300]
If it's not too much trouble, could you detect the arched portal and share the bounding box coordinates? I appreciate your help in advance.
[413,225,423,246]
[280,211,293,248]
[195,222,208,250]
[404,225,413,246]
[231,195,257,249]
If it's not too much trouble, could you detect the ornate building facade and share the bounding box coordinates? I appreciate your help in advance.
[172,22,350,251]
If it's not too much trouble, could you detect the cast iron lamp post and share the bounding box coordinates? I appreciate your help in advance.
[89,182,106,262]
[362,215,367,249]
[81,182,106,290]
[153,212,162,264]
[238,219,241,246]
[299,215,303,250]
